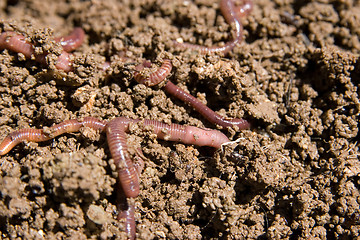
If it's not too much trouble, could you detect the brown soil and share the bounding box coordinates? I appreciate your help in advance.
[1,0,360,239]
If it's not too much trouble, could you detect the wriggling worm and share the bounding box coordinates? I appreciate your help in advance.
[1,27,250,129]
[0,117,105,156]
[0,116,230,239]
[164,81,250,129]
[0,116,229,191]
[0,27,85,72]
[106,117,230,197]
[0,2,255,236]
[114,149,145,239]
[133,59,250,129]
[133,59,172,87]
[54,27,85,52]
[106,118,141,198]
[174,0,253,55]
[117,185,136,239]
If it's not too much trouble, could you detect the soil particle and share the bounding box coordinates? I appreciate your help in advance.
[1,0,360,239]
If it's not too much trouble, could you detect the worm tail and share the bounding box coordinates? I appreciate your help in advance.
[117,185,136,240]
[164,81,250,129]
[0,129,49,156]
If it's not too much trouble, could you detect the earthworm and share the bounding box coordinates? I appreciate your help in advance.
[51,51,73,72]
[82,117,107,131]
[106,118,140,198]
[108,117,230,149]
[0,118,106,156]
[54,27,85,52]
[117,186,136,240]
[133,59,172,87]
[1,26,250,128]
[0,28,85,72]
[115,151,145,240]
[1,116,229,194]
[106,116,230,198]
[0,32,32,57]
[0,116,231,237]
[173,0,253,54]
[140,118,230,148]
[0,119,81,156]
[132,60,250,129]
[164,81,250,129]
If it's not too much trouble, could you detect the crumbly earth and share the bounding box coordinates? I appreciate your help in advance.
[0,0,359,239]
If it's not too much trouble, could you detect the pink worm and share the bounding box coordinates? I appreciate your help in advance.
[0,117,106,156]
[54,27,85,52]
[105,117,229,238]
[0,27,85,72]
[0,116,229,239]
[115,151,144,240]
[106,118,140,198]
[1,8,252,234]
[133,60,250,129]
[174,0,253,55]
[164,81,250,129]
[133,59,172,86]
[0,116,229,191]
[106,117,229,197]
[116,187,136,240]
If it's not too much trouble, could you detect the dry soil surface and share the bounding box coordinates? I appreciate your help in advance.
[0,0,360,239]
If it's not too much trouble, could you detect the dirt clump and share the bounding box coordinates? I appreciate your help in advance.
[1,0,360,239]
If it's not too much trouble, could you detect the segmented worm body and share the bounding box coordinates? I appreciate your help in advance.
[164,81,250,129]
[107,117,230,197]
[133,60,250,129]
[117,186,136,240]
[1,2,254,237]
[141,118,230,148]
[115,151,145,240]
[0,116,230,239]
[0,33,32,57]
[106,118,141,198]
[0,116,229,182]
[133,59,172,86]
[0,28,85,72]
[54,27,85,52]
[174,0,253,54]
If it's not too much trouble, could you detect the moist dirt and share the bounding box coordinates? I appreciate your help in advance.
[1,0,360,239]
